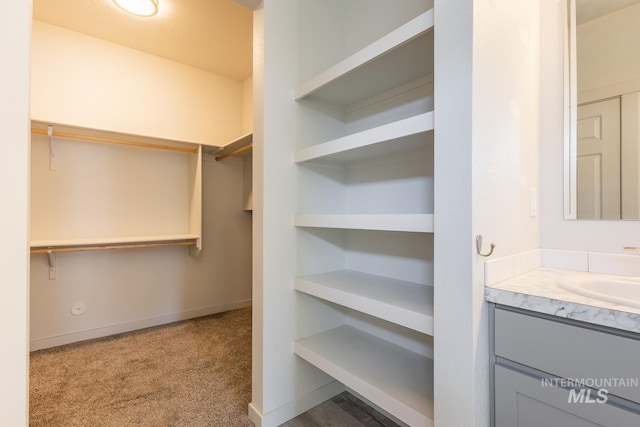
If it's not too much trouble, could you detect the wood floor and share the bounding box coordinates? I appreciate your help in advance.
[281,392,401,427]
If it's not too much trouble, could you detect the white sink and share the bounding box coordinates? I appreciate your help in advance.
[559,276,640,309]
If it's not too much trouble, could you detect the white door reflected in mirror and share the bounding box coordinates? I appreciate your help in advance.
[565,0,640,219]
[577,98,620,219]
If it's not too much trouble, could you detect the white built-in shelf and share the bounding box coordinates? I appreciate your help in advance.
[294,214,434,233]
[295,112,433,164]
[294,9,434,107]
[30,234,199,253]
[295,270,433,335]
[295,325,434,427]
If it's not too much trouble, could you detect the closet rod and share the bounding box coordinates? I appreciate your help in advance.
[31,128,199,154]
[30,240,197,254]
[215,143,252,161]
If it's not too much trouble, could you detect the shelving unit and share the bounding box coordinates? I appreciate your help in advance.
[294,214,433,233]
[291,4,435,426]
[30,122,203,264]
[294,10,434,107]
[295,325,434,427]
[209,132,253,211]
[295,270,433,335]
[211,132,252,161]
[294,112,433,164]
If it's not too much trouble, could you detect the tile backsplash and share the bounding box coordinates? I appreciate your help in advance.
[588,252,640,276]
[484,248,640,286]
[541,249,588,271]
[484,249,541,286]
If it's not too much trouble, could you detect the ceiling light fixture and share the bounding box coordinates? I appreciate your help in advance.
[113,0,159,17]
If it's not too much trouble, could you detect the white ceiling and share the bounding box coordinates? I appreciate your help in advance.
[577,0,640,24]
[32,0,253,81]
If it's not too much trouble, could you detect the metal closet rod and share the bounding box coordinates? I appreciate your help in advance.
[31,127,199,154]
[215,143,252,161]
[30,239,198,255]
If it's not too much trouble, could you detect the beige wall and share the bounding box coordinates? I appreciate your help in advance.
[31,21,243,147]
[577,3,640,101]
[30,21,252,349]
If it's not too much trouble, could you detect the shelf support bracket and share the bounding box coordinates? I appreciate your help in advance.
[47,125,56,171]
[46,249,56,280]
[189,238,201,258]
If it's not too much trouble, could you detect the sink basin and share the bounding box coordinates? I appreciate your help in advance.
[559,276,640,309]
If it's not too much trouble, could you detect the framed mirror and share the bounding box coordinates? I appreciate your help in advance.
[564,0,640,220]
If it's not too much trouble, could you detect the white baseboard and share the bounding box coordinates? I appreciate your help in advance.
[30,299,252,351]
[248,381,345,427]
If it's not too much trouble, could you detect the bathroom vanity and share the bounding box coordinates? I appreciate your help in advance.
[487,269,640,426]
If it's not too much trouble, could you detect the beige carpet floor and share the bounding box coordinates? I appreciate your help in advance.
[30,308,252,427]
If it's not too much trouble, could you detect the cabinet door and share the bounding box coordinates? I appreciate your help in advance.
[494,307,640,403]
[495,366,640,427]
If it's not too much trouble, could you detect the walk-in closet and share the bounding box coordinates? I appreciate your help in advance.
[30,0,252,350]
[29,0,253,424]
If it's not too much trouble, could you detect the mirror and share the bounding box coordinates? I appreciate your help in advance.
[565,0,640,220]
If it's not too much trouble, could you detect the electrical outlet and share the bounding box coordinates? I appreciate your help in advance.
[71,302,86,316]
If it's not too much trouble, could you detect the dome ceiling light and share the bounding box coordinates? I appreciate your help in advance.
[113,0,159,17]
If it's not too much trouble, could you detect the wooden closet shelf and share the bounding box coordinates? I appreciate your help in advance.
[209,132,253,161]
[31,127,199,154]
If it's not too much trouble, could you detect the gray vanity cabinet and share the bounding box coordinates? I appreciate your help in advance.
[491,305,640,427]
[495,365,639,426]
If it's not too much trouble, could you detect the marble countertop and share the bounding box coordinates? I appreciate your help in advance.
[485,268,640,334]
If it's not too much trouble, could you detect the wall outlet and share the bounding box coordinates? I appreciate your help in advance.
[71,302,86,316]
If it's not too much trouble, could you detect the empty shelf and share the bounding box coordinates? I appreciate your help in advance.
[294,10,434,107]
[295,112,434,164]
[295,325,434,427]
[294,214,434,233]
[209,132,253,161]
[295,270,433,335]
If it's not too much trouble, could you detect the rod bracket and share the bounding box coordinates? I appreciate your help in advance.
[47,125,56,171]
[46,249,56,280]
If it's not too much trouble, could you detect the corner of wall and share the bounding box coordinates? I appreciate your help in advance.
[243,75,253,134]
[0,1,30,425]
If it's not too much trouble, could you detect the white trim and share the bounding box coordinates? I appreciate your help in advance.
[564,0,578,219]
[578,79,640,105]
[29,299,252,351]
[248,381,345,427]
